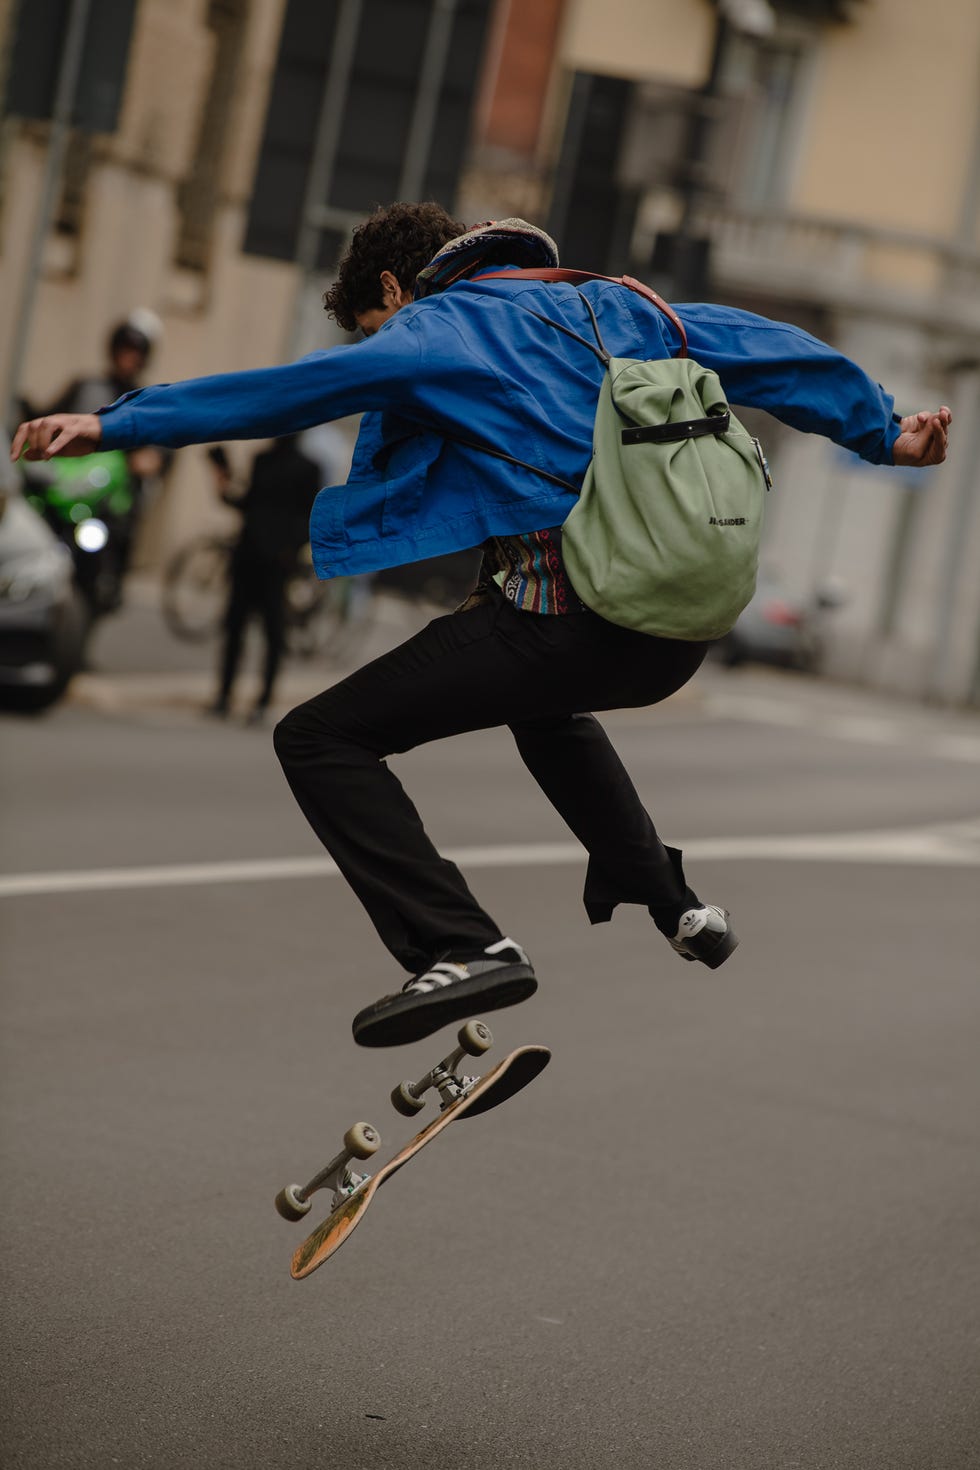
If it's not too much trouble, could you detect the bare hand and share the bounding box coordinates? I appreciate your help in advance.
[10,413,103,462]
[892,406,951,467]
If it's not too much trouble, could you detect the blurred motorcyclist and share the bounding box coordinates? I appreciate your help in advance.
[29,315,169,604]
[44,319,155,419]
[43,315,166,478]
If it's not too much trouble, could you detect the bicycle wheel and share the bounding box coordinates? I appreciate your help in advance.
[285,568,352,659]
[162,535,231,643]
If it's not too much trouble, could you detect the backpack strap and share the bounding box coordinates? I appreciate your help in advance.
[512,297,612,365]
[432,268,688,493]
[474,267,688,359]
[469,275,611,366]
[436,432,581,495]
[623,412,730,445]
[434,278,609,489]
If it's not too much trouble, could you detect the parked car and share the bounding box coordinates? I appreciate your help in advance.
[711,569,842,673]
[0,487,89,711]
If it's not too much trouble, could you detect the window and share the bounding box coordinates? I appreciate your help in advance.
[174,0,249,273]
[720,29,812,210]
[243,0,493,264]
[54,128,94,239]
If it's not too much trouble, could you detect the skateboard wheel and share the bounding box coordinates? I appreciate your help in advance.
[275,1184,312,1222]
[458,1019,493,1055]
[391,1080,426,1117]
[343,1121,381,1160]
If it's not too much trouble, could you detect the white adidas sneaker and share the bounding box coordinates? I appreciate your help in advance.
[668,906,738,969]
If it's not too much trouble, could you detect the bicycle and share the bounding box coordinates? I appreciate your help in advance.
[161,534,369,660]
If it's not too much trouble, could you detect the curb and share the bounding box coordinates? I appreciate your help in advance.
[65,665,353,717]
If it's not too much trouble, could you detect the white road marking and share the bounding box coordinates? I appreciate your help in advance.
[2,821,979,899]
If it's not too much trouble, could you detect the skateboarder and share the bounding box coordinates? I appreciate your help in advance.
[12,204,951,1048]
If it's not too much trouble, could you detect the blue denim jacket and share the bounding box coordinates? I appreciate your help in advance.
[97,273,900,578]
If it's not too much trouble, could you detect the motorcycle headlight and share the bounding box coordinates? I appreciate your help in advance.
[74,517,109,553]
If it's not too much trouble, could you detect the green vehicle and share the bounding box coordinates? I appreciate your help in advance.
[24,450,135,615]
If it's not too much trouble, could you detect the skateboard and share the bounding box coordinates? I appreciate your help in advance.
[275,1020,551,1280]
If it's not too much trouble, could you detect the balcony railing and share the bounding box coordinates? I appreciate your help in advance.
[690,204,980,330]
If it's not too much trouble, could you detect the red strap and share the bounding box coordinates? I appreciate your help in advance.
[474,267,688,358]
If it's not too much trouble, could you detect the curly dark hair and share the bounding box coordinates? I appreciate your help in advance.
[323,201,466,332]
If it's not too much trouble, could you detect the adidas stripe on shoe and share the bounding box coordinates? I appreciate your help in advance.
[352,938,537,1048]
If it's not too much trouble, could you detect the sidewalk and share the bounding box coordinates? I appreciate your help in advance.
[68,575,436,717]
[67,575,980,760]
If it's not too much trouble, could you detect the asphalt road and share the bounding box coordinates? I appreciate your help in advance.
[2,595,979,1470]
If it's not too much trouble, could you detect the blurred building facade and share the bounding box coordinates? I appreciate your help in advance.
[467,0,980,706]
[1,0,300,554]
[1,0,978,702]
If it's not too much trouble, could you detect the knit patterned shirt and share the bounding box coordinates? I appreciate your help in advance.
[461,528,585,615]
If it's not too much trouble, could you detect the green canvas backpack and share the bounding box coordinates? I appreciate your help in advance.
[468,268,772,641]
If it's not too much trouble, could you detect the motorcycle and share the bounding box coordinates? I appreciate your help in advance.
[22,450,136,617]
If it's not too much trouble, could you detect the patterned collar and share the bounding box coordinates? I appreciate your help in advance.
[414,218,559,299]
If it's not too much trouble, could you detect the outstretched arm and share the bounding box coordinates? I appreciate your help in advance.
[679,305,952,468]
[11,328,423,463]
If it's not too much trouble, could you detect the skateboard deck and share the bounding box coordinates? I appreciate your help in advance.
[289,1043,550,1280]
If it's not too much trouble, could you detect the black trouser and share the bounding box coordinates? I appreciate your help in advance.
[273,594,706,974]
[218,546,288,710]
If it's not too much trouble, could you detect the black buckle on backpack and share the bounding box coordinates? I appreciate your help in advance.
[622,411,730,446]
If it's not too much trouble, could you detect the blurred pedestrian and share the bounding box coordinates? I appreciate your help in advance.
[206,436,321,724]
[12,202,952,1050]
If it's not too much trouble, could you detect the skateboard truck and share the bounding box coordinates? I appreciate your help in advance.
[274,1121,382,1222]
[281,1033,551,1277]
[391,1019,495,1117]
